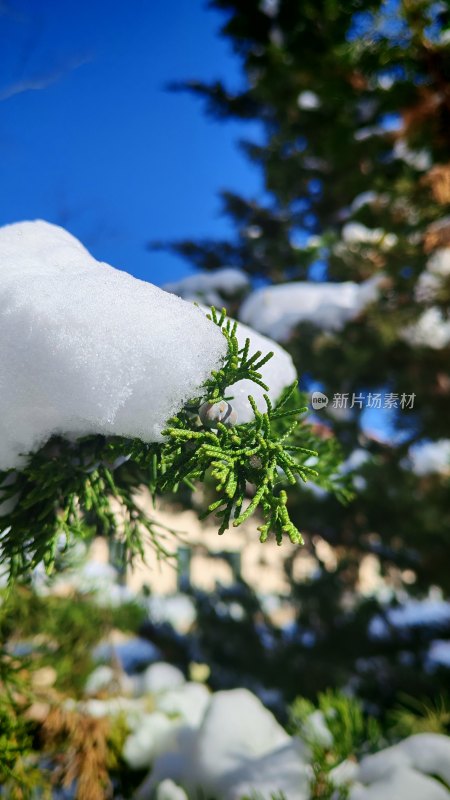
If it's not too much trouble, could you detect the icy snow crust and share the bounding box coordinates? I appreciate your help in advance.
[0,220,227,469]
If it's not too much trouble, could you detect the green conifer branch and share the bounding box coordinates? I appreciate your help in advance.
[0,308,346,582]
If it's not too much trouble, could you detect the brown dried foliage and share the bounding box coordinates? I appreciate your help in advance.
[402,87,443,135]
[423,217,450,252]
[422,163,450,205]
[41,706,112,800]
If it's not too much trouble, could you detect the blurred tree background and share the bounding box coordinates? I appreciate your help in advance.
[2,3,450,795]
[160,0,450,714]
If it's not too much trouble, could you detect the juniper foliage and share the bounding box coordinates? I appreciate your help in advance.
[0,308,346,583]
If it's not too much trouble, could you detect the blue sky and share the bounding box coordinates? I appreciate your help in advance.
[0,0,261,284]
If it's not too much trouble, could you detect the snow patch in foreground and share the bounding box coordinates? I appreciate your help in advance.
[80,653,450,800]
[337,733,450,800]
[136,688,311,800]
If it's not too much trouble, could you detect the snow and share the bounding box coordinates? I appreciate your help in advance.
[415,271,444,302]
[303,156,329,171]
[369,599,450,639]
[297,91,321,110]
[155,682,210,727]
[164,268,250,308]
[378,74,395,90]
[340,449,370,473]
[357,734,450,785]
[43,559,136,606]
[239,277,381,341]
[92,636,160,673]
[0,221,298,470]
[137,687,311,800]
[354,124,386,141]
[349,767,449,800]
[427,248,450,277]
[155,780,188,800]
[213,314,298,421]
[33,557,136,606]
[403,307,450,349]
[141,662,186,694]
[330,758,359,786]
[77,649,450,800]
[350,192,381,212]
[84,664,132,696]
[0,220,226,470]
[349,734,450,799]
[260,0,279,17]
[300,710,333,748]
[224,741,312,800]
[164,302,298,423]
[439,29,450,46]
[406,439,450,476]
[145,594,197,633]
[427,640,450,669]
[244,224,263,239]
[269,26,284,47]
[342,223,397,250]
[123,711,178,770]
[80,694,144,721]
[393,139,431,172]
[331,734,450,800]
[415,248,450,301]
[191,688,291,780]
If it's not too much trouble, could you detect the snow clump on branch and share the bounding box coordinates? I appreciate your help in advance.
[0,220,226,469]
[0,221,296,470]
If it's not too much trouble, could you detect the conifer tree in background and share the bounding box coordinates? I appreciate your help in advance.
[162,0,450,710]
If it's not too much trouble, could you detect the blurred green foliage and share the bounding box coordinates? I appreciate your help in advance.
[161,0,450,711]
[0,587,145,695]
